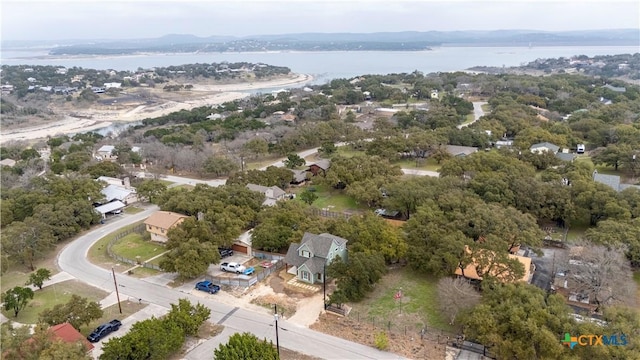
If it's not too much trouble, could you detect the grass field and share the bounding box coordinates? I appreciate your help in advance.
[110,233,166,263]
[334,146,365,158]
[1,280,108,324]
[348,267,452,333]
[393,157,442,171]
[87,220,145,269]
[565,221,590,242]
[304,184,363,212]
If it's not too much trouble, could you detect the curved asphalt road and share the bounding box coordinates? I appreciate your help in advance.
[58,207,405,359]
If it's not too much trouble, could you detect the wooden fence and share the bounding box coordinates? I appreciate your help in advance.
[308,208,353,219]
[106,224,162,271]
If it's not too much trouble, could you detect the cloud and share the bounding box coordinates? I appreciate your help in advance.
[1,0,638,40]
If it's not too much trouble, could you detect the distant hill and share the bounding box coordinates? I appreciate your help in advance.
[4,29,638,55]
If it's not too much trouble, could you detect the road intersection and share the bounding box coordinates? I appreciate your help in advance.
[58,207,405,359]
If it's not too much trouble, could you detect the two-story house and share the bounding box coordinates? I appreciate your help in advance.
[284,232,348,284]
[143,211,188,243]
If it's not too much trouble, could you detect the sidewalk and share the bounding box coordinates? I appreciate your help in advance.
[91,303,169,359]
[1,271,77,327]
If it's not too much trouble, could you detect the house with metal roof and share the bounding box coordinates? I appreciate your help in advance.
[101,184,138,205]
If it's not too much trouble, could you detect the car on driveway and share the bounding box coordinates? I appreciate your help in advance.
[220,262,255,275]
[87,319,121,342]
[218,248,233,258]
[195,280,220,294]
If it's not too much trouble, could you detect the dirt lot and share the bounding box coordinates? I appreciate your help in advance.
[240,267,450,359]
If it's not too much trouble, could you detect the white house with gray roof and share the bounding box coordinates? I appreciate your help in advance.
[285,233,348,284]
[530,142,560,154]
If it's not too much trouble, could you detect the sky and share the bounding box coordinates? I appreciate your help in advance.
[1,0,639,41]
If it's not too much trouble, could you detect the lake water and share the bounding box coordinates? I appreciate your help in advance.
[2,46,638,85]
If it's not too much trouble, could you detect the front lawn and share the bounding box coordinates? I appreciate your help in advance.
[347,267,452,333]
[87,220,145,268]
[1,280,108,324]
[110,233,166,263]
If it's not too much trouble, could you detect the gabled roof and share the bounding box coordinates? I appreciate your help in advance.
[602,84,626,92]
[445,145,478,157]
[97,145,115,153]
[94,201,126,214]
[299,257,327,275]
[284,243,306,267]
[245,184,286,199]
[285,233,349,276]
[555,152,577,162]
[49,323,94,351]
[309,159,331,170]
[0,158,17,167]
[530,142,560,153]
[620,184,640,192]
[144,211,188,229]
[300,232,347,259]
[593,172,621,192]
[290,169,308,183]
[101,184,135,202]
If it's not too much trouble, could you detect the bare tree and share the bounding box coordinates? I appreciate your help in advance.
[563,244,635,311]
[437,277,481,325]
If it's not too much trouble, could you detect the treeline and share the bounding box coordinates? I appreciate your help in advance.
[0,175,103,271]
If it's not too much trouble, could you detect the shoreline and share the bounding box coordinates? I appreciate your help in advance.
[3,44,638,62]
[0,74,312,144]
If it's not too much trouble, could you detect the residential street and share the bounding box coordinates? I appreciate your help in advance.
[457,101,488,129]
[57,207,406,359]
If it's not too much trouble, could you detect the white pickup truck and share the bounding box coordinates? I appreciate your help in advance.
[220,262,255,275]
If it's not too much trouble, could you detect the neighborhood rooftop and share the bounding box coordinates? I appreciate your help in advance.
[144,211,188,228]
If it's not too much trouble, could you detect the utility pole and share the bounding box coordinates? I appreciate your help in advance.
[323,262,327,309]
[274,304,280,357]
[112,267,122,314]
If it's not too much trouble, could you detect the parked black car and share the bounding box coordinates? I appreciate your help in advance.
[87,319,122,342]
[218,248,233,258]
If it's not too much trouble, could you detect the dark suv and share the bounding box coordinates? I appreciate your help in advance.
[87,319,122,342]
[218,248,233,258]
